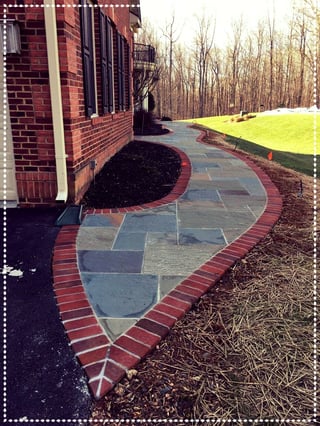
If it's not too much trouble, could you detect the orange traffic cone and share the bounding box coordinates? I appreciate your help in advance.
[267,152,273,161]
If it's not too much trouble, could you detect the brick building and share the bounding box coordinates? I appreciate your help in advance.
[1,0,142,206]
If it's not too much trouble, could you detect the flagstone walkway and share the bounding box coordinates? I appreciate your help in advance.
[52,122,282,399]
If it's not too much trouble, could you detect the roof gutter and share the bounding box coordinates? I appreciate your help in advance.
[44,0,68,202]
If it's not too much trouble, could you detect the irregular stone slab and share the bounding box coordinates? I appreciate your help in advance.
[192,163,220,173]
[81,273,158,318]
[146,232,178,246]
[206,151,234,158]
[178,199,225,209]
[82,214,123,227]
[179,228,226,245]
[239,177,266,196]
[77,227,118,250]
[219,194,264,210]
[219,189,250,196]
[187,180,231,190]
[145,203,177,214]
[191,172,211,181]
[78,250,144,273]
[207,166,258,178]
[99,318,138,341]
[120,213,177,233]
[181,189,221,202]
[159,275,187,298]
[143,243,223,275]
[178,208,255,229]
[113,232,147,250]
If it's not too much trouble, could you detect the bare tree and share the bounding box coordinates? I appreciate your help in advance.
[267,1,276,109]
[160,14,181,118]
[293,0,319,106]
[193,13,215,117]
[210,46,223,115]
[226,17,244,114]
[140,0,316,120]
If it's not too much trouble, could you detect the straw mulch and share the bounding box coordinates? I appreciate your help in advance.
[90,131,318,425]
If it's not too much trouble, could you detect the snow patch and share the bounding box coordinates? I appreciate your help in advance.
[1,265,37,277]
[1,266,24,278]
[9,269,23,277]
[261,106,320,115]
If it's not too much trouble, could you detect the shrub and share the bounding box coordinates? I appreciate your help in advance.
[148,92,156,112]
[133,110,154,129]
[235,116,244,122]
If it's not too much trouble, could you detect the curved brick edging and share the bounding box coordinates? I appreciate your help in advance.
[52,135,282,400]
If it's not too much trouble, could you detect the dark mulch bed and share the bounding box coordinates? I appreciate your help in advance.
[81,140,181,209]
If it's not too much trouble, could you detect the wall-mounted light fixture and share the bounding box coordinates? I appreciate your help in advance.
[0,20,21,54]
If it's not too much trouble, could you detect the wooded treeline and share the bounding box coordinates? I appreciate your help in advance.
[136,0,319,120]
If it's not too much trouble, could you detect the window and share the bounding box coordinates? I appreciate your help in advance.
[80,0,97,117]
[80,2,130,116]
[100,11,114,113]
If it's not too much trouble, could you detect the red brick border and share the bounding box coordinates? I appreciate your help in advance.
[52,136,282,400]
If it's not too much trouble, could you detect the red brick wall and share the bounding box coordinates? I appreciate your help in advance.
[4,0,134,206]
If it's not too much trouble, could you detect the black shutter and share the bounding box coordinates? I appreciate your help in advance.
[100,10,108,114]
[117,31,122,111]
[117,32,125,111]
[80,0,96,116]
[121,37,125,110]
[126,42,131,110]
[106,18,114,112]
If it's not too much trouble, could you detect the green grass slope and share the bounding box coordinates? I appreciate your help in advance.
[186,113,319,176]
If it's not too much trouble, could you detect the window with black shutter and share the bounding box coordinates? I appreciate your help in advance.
[100,11,114,114]
[80,0,97,117]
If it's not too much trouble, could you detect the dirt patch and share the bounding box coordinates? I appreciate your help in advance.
[89,130,317,423]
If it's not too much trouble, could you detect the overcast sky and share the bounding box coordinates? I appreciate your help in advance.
[139,0,295,47]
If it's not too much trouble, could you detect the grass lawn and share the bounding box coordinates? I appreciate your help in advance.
[184,113,319,176]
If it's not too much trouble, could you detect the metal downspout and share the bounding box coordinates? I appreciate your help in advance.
[44,0,68,202]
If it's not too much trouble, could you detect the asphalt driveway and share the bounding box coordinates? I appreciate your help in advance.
[1,207,92,423]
